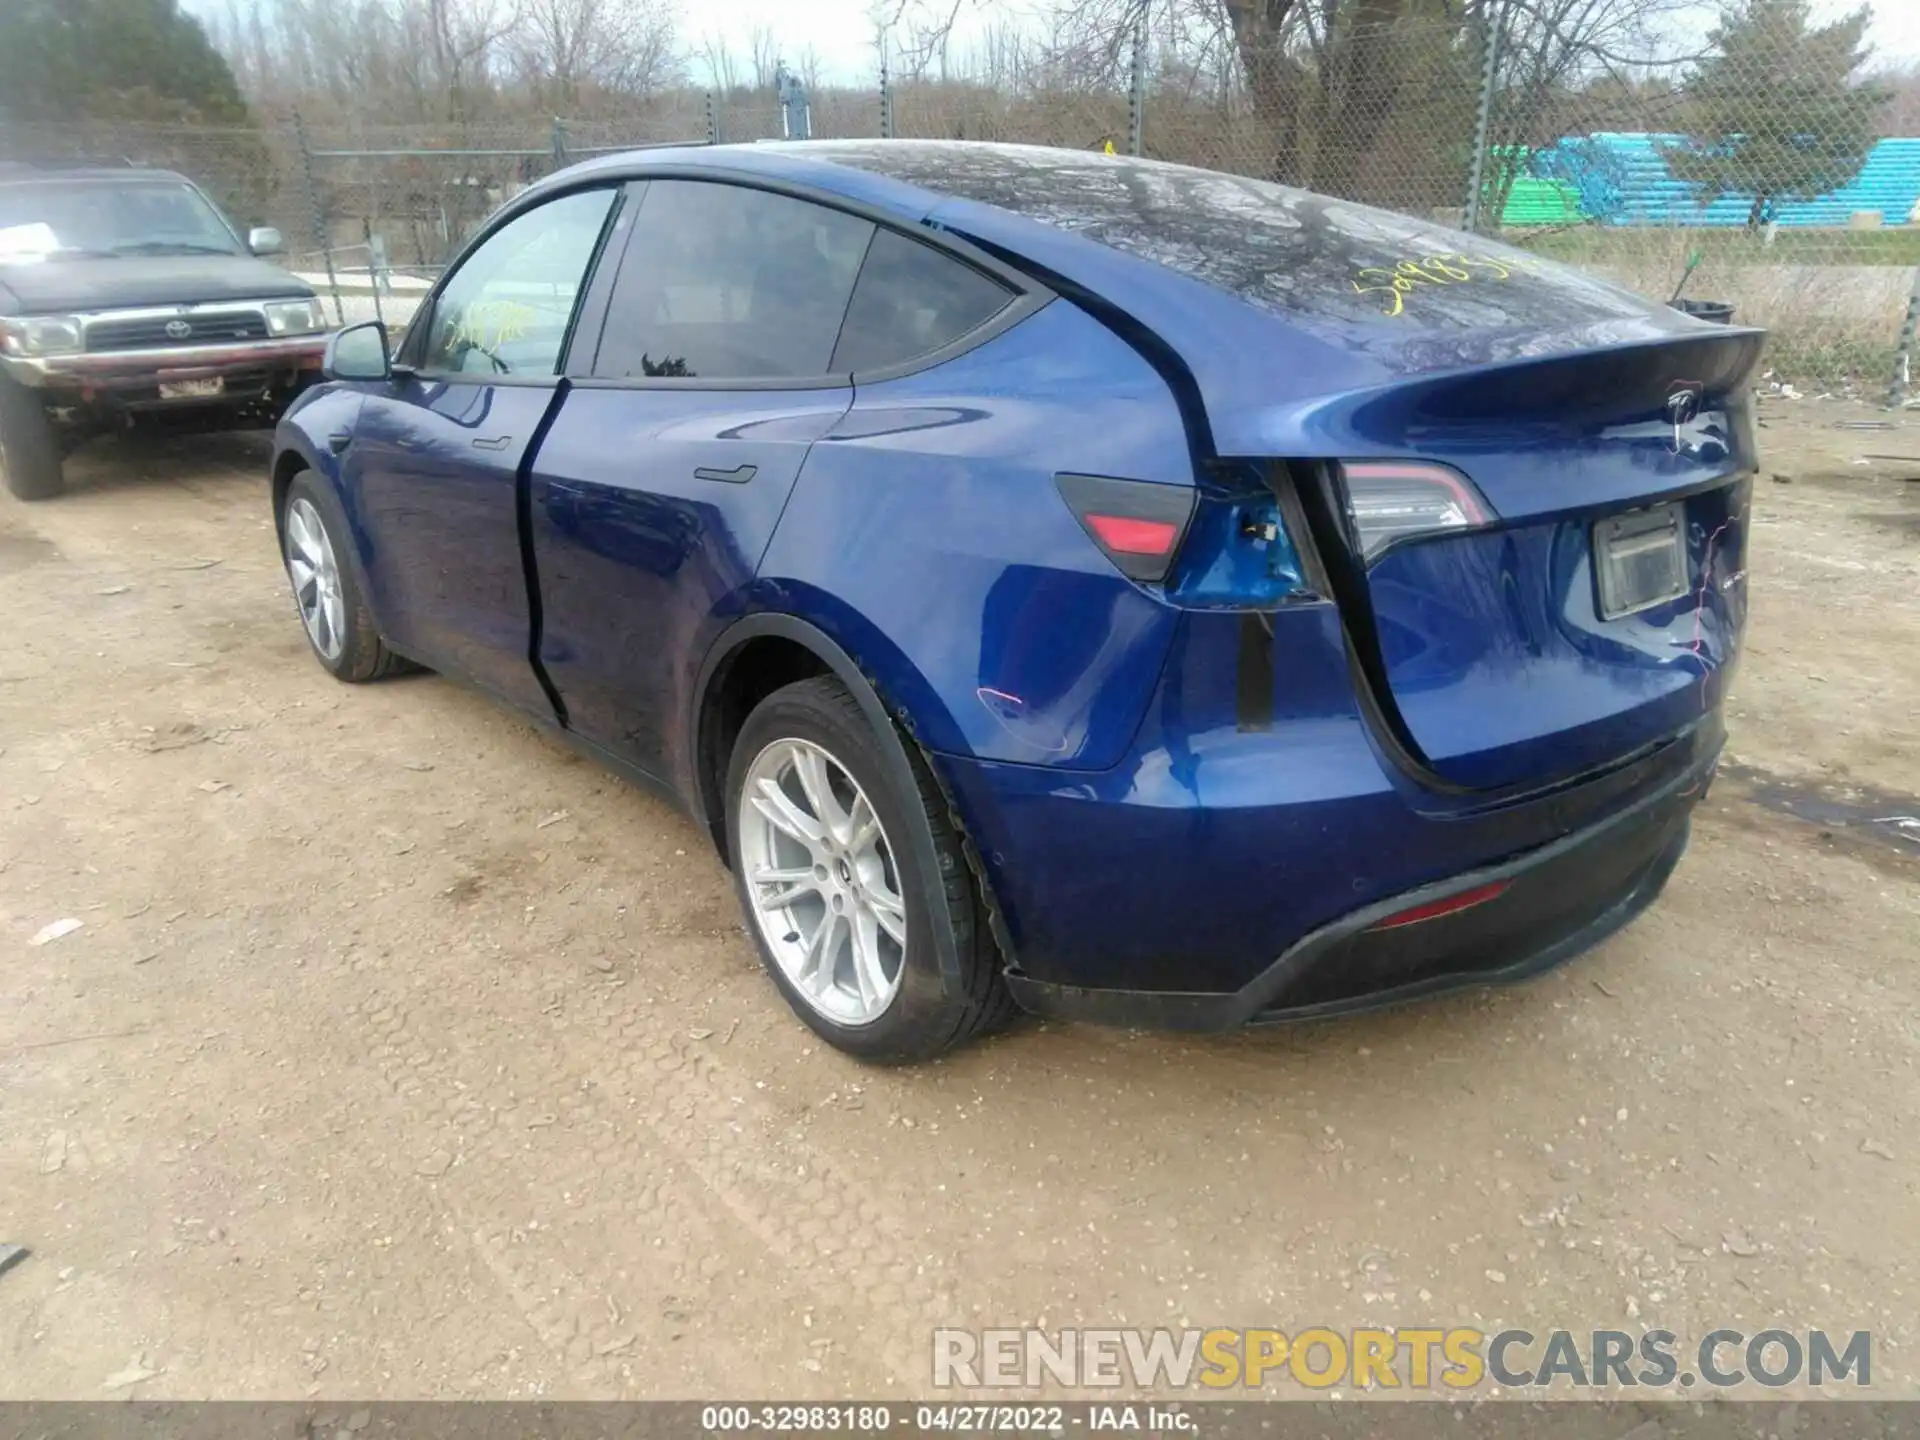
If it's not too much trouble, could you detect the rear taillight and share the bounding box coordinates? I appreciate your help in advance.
[1367,879,1509,931]
[1056,473,1196,583]
[1340,461,1493,563]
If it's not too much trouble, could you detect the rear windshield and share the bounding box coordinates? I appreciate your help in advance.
[812,142,1650,333]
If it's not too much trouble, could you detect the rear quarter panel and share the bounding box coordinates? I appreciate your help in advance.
[755,298,1194,770]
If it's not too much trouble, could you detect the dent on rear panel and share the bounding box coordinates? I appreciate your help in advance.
[1367,481,1748,787]
[761,302,1191,768]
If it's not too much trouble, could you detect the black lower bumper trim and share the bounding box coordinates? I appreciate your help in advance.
[1004,746,1713,1033]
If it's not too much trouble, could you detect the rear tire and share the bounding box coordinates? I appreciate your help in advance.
[279,469,411,683]
[726,676,1015,1063]
[0,375,64,501]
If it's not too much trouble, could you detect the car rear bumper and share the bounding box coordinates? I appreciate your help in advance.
[1000,749,1705,1031]
[931,592,1728,1021]
[1,336,328,391]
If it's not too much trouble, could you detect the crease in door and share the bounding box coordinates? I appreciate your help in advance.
[516,378,577,728]
[750,386,859,579]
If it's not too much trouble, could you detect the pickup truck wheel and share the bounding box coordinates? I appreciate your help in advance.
[0,374,64,500]
[726,676,1015,1063]
[279,470,411,683]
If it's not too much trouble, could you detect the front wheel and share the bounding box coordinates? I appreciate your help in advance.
[725,676,1015,1063]
[0,374,64,500]
[279,469,410,682]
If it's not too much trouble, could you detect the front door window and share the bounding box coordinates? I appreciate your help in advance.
[417,188,618,377]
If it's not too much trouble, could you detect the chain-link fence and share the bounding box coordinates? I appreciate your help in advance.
[3,0,1915,401]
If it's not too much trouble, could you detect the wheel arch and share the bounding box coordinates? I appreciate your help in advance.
[270,433,397,654]
[269,441,317,543]
[691,612,970,997]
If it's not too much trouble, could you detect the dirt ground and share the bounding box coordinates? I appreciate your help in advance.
[1,396,1915,1401]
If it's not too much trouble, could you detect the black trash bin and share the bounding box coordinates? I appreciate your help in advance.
[1670,298,1735,324]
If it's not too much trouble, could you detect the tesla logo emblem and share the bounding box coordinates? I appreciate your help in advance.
[165,319,193,340]
[1665,382,1702,450]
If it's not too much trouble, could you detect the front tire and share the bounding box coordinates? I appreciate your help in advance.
[0,374,64,500]
[726,676,1014,1063]
[279,469,409,682]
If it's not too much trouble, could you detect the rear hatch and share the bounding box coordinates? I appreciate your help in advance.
[873,147,1765,794]
[1292,329,1759,792]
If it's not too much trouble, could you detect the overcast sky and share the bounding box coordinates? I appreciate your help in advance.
[183,0,1920,90]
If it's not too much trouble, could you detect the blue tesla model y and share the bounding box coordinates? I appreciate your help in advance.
[272,140,1758,1061]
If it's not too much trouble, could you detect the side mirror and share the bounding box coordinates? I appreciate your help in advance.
[324,321,391,382]
[248,226,285,257]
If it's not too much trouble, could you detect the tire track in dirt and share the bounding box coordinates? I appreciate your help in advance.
[350,990,707,1394]
[344,980,946,1394]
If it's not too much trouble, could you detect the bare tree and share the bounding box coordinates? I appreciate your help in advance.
[1024,0,1695,202]
[886,0,966,79]
[1863,55,1919,136]
[416,0,525,122]
[748,24,780,90]
[239,0,409,113]
[231,0,525,124]
[938,19,1041,90]
[792,42,827,94]
[511,0,681,108]
[700,32,743,95]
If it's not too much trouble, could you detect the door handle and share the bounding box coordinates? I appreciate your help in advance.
[327,432,351,455]
[471,435,513,452]
[693,463,757,484]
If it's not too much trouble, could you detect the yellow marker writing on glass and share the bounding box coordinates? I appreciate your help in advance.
[1350,252,1539,318]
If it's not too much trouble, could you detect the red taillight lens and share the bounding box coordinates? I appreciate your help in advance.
[1056,473,1197,583]
[1340,460,1493,563]
[1367,879,1510,931]
[1085,513,1181,556]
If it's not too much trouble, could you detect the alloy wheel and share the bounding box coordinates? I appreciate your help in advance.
[285,496,346,663]
[738,738,907,1027]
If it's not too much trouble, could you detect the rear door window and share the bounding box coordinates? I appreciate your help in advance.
[830,228,1015,373]
[594,181,872,381]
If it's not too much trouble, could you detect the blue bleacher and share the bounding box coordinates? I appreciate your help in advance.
[1521,132,1920,226]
